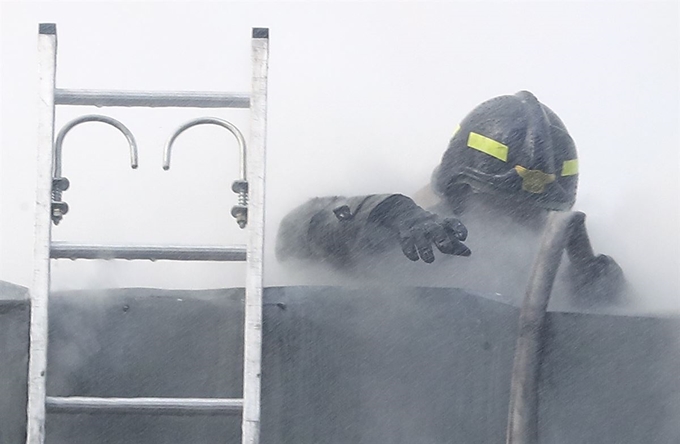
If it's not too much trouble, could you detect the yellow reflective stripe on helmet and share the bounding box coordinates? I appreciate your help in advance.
[561,159,579,176]
[453,124,460,137]
[467,132,508,162]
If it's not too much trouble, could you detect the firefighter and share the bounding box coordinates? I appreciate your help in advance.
[276,91,625,307]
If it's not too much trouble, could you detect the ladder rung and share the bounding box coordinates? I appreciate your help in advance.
[50,242,247,261]
[46,396,243,415]
[55,88,251,108]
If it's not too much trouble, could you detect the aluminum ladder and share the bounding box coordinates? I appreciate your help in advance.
[27,23,268,444]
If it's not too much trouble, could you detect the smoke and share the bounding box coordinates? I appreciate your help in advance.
[1,3,677,315]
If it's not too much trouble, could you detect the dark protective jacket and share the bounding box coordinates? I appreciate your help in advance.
[275,190,627,311]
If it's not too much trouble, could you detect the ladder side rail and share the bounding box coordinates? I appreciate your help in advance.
[55,89,250,108]
[27,23,58,444]
[242,27,269,444]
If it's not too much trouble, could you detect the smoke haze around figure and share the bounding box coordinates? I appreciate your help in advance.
[276,91,627,311]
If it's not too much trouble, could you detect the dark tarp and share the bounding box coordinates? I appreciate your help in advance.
[0,281,30,444]
[2,284,678,443]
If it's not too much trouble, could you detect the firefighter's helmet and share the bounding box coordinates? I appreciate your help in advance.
[432,91,578,211]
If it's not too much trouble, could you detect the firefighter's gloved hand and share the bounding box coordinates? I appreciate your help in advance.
[397,214,471,263]
[371,195,471,263]
[569,254,625,304]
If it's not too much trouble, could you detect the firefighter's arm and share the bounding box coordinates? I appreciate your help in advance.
[275,194,397,266]
[275,194,470,267]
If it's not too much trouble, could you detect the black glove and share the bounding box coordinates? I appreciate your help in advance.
[370,195,471,263]
[569,254,625,305]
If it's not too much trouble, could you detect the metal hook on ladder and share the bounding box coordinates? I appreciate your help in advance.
[162,117,249,228]
[52,114,139,224]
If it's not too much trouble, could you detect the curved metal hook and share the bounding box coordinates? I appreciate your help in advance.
[162,117,247,180]
[54,114,139,177]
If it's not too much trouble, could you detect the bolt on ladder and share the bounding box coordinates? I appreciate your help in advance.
[27,23,268,444]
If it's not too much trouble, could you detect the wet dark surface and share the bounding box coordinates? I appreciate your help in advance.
[0,281,29,444]
[3,284,679,443]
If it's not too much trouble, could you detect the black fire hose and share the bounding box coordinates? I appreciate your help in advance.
[506,211,593,444]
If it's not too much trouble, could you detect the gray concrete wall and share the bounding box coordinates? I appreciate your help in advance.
[541,312,680,443]
[45,287,518,444]
[2,284,679,443]
[0,281,30,444]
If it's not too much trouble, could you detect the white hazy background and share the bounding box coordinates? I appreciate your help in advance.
[1,1,678,312]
